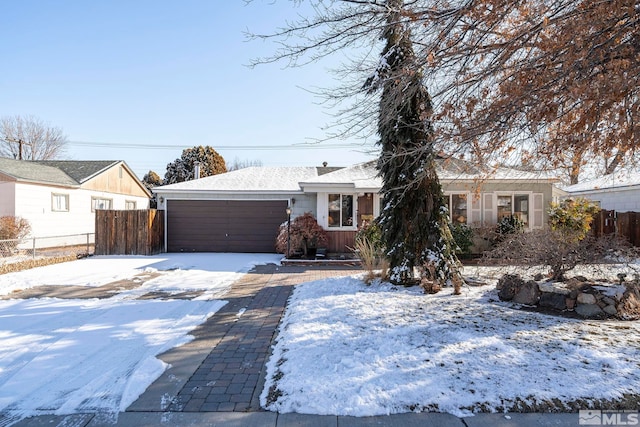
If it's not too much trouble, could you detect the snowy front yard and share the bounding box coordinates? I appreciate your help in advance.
[2,254,639,422]
[0,253,281,423]
[261,264,640,417]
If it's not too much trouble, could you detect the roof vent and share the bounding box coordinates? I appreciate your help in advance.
[322,161,328,167]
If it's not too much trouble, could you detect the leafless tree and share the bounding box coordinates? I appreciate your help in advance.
[0,115,67,160]
[226,157,263,171]
[248,0,638,178]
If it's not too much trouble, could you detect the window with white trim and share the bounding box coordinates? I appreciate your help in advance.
[444,193,468,224]
[328,194,354,228]
[125,200,137,210]
[497,193,530,227]
[92,197,112,212]
[52,193,69,212]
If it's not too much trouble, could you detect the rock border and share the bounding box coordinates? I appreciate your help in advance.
[496,274,640,320]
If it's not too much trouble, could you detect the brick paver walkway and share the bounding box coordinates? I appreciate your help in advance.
[128,263,361,414]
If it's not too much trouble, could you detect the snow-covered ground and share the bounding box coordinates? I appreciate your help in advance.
[261,264,640,418]
[2,254,639,422]
[0,253,281,424]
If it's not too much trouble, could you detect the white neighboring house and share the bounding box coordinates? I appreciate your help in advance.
[563,171,640,212]
[0,158,151,245]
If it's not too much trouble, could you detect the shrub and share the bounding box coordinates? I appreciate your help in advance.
[0,216,31,256]
[483,228,633,281]
[0,216,31,241]
[496,215,524,237]
[449,222,474,256]
[355,219,384,251]
[275,212,328,257]
[548,197,600,240]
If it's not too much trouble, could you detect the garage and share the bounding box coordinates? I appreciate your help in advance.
[166,199,288,253]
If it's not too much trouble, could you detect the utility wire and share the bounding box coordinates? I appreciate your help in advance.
[67,140,373,151]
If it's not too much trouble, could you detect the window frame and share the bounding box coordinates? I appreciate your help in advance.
[125,200,137,210]
[327,193,355,229]
[91,197,113,212]
[444,193,470,224]
[495,192,531,228]
[51,193,70,212]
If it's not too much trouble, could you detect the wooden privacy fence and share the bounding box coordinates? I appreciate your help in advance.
[591,210,640,247]
[95,209,164,255]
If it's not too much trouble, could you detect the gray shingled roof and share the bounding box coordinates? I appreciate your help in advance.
[0,158,119,186]
[38,160,118,183]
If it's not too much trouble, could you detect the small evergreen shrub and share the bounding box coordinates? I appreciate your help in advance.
[496,215,524,236]
[355,219,384,251]
[449,223,474,256]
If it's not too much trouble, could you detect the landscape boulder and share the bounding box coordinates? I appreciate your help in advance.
[539,292,567,311]
[513,280,541,306]
[498,274,524,301]
[575,303,606,319]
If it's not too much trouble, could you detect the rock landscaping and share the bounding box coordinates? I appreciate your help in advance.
[497,273,640,320]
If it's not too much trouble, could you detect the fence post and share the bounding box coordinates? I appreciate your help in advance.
[32,237,36,259]
[86,233,90,255]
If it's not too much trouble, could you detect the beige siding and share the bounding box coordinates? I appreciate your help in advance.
[443,181,556,227]
[82,164,149,197]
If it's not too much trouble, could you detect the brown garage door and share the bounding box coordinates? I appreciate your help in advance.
[167,200,288,253]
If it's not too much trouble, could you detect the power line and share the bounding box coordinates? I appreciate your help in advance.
[67,140,374,151]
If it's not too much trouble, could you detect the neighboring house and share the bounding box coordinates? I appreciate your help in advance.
[154,157,563,253]
[563,171,640,212]
[0,158,151,243]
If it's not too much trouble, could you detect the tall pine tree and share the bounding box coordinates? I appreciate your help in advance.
[368,0,462,293]
[164,145,227,185]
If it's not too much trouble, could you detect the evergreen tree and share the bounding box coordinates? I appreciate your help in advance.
[368,0,462,292]
[142,170,163,208]
[142,170,162,190]
[164,146,227,185]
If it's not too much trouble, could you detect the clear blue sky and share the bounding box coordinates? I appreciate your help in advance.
[0,1,378,178]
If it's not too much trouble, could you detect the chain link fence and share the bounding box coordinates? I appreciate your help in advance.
[0,234,95,266]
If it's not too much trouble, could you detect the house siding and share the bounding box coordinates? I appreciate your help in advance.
[157,191,314,214]
[443,181,555,226]
[12,182,149,239]
[0,181,16,216]
[82,165,150,198]
[569,187,640,213]
[290,194,316,218]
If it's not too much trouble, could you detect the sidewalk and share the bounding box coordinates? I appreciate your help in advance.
[11,264,584,427]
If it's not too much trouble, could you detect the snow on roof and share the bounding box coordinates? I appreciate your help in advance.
[155,159,557,194]
[301,158,555,190]
[301,161,381,189]
[563,170,640,193]
[154,166,318,192]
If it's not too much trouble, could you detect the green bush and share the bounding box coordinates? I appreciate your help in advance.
[496,215,524,237]
[548,197,600,240]
[449,223,474,256]
[355,219,384,251]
